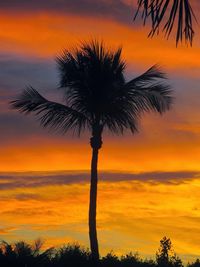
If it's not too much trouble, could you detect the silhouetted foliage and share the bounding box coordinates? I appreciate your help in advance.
[134,0,197,46]
[0,239,54,267]
[156,237,183,267]
[101,251,121,267]
[121,252,141,266]
[121,252,156,267]
[52,243,93,267]
[189,259,200,267]
[0,237,198,267]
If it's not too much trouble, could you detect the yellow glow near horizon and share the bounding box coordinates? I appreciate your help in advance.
[1,175,200,259]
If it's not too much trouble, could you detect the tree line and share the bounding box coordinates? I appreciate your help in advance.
[0,237,199,267]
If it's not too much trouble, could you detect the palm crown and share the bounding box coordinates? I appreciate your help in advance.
[11,41,172,136]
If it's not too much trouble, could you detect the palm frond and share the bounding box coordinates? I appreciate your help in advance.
[129,65,166,85]
[103,110,139,134]
[134,0,196,46]
[124,65,173,114]
[10,87,90,135]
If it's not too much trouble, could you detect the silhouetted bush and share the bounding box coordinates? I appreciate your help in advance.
[121,253,156,267]
[188,259,200,267]
[101,252,120,267]
[0,239,53,267]
[52,243,92,267]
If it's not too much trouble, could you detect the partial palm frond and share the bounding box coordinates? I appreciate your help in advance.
[125,65,173,114]
[14,241,32,257]
[10,87,89,135]
[130,65,166,84]
[100,65,172,135]
[103,113,139,134]
[134,0,154,24]
[134,0,196,46]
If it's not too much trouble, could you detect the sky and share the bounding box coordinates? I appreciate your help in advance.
[0,0,200,261]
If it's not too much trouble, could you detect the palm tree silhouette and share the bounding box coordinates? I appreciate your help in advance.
[135,0,196,46]
[10,40,173,260]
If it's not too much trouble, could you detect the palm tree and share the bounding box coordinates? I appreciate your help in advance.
[10,40,173,260]
[134,0,196,46]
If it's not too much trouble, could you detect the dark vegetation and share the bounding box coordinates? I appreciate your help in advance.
[134,0,196,46]
[0,237,199,267]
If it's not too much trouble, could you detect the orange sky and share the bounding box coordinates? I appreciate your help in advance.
[0,12,200,70]
[0,1,200,261]
[0,11,200,172]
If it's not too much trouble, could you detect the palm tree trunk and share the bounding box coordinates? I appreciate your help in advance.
[89,146,99,260]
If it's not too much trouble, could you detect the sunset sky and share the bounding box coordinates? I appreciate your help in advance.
[1,0,200,261]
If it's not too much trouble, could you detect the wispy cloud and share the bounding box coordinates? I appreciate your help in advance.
[0,0,134,25]
[0,170,199,192]
[0,170,200,259]
[0,227,18,235]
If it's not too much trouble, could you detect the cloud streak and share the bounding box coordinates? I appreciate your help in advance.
[0,170,199,191]
[0,0,134,25]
